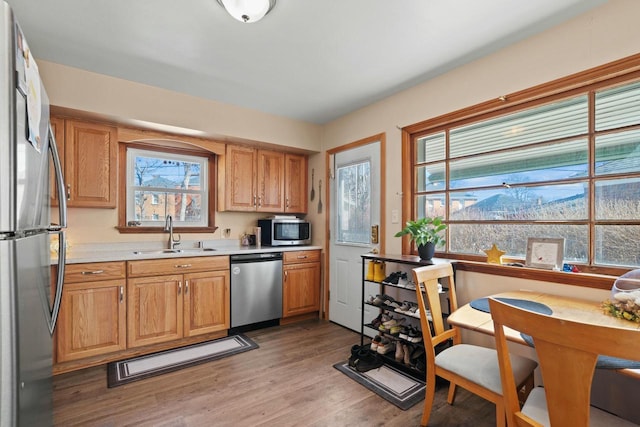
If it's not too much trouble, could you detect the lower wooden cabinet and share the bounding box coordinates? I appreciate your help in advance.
[56,262,127,363]
[127,257,230,348]
[282,250,321,317]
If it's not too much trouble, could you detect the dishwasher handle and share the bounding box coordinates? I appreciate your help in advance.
[230,252,283,263]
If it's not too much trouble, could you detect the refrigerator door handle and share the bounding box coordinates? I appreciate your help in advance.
[49,230,66,335]
[48,124,67,230]
[47,124,67,335]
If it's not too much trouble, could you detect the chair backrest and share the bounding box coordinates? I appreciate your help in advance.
[412,263,460,355]
[489,297,640,427]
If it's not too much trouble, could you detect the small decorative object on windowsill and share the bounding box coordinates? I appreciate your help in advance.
[394,216,447,261]
[602,269,640,323]
[483,243,505,264]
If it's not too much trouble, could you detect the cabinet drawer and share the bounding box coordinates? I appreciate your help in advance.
[128,256,229,277]
[64,262,126,283]
[283,250,320,264]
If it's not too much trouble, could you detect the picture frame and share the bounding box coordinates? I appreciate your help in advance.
[525,237,565,270]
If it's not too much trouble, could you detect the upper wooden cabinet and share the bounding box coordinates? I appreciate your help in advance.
[284,153,307,214]
[51,117,118,208]
[219,145,307,213]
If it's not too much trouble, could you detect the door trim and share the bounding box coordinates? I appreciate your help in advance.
[323,133,386,320]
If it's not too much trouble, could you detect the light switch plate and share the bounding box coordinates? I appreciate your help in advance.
[391,209,399,224]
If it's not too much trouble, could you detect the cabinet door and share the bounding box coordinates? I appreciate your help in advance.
[225,145,257,211]
[284,153,307,214]
[56,279,126,362]
[283,262,321,317]
[65,119,118,208]
[127,275,183,348]
[183,270,230,337]
[257,150,285,212]
[49,116,65,206]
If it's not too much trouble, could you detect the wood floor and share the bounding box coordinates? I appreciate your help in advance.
[53,320,496,426]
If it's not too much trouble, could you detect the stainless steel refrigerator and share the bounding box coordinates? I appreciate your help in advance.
[0,2,67,425]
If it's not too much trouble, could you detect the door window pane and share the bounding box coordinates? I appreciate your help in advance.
[336,161,371,244]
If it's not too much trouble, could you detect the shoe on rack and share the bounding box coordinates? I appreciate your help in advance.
[398,326,410,341]
[403,343,412,366]
[394,301,412,314]
[390,323,404,336]
[370,313,383,329]
[395,341,405,362]
[376,338,395,355]
[382,272,401,285]
[372,294,386,306]
[397,272,409,287]
[407,327,423,343]
[386,299,402,309]
[370,335,382,351]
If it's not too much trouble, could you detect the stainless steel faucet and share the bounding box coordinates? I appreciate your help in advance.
[164,215,181,250]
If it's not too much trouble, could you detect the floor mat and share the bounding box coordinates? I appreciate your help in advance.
[107,335,258,387]
[333,361,425,410]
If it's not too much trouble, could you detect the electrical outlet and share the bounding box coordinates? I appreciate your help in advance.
[223,228,231,238]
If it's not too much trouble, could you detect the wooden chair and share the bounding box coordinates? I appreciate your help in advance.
[412,264,538,427]
[489,297,640,426]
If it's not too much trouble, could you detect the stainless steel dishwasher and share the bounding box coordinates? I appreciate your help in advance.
[230,252,283,329]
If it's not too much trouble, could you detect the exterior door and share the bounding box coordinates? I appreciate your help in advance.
[329,137,382,333]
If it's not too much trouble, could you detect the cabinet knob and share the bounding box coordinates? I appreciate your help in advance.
[185,280,189,294]
[119,286,124,303]
[66,184,71,200]
[174,264,192,269]
[178,282,182,294]
[81,270,104,275]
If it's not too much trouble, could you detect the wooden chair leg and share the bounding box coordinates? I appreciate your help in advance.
[421,376,437,426]
[446,381,457,405]
[495,401,506,427]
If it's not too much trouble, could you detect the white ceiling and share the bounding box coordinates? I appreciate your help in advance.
[9,0,606,124]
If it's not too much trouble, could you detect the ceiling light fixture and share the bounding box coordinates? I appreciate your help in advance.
[216,0,276,24]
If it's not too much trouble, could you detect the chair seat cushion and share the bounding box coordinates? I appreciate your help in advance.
[522,387,638,426]
[435,344,537,394]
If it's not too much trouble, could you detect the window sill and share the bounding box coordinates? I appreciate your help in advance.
[454,259,617,291]
[116,226,218,234]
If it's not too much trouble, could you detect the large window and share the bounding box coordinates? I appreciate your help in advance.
[407,68,640,269]
[119,145,215,231]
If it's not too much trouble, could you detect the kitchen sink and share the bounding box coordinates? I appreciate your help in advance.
[132,248,217,255]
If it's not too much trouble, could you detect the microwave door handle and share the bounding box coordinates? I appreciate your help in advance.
[48,124,67,230]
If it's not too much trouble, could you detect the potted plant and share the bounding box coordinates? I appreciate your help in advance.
[394,216,447,260]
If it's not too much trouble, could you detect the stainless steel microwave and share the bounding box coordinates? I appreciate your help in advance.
[258,217,311,246]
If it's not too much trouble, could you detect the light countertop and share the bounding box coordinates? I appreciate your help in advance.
[52,241,322,264]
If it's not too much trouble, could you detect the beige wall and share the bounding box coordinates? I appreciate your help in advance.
[41,0,640,253]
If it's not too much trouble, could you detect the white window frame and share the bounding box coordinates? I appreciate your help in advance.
[126,147,209,227]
